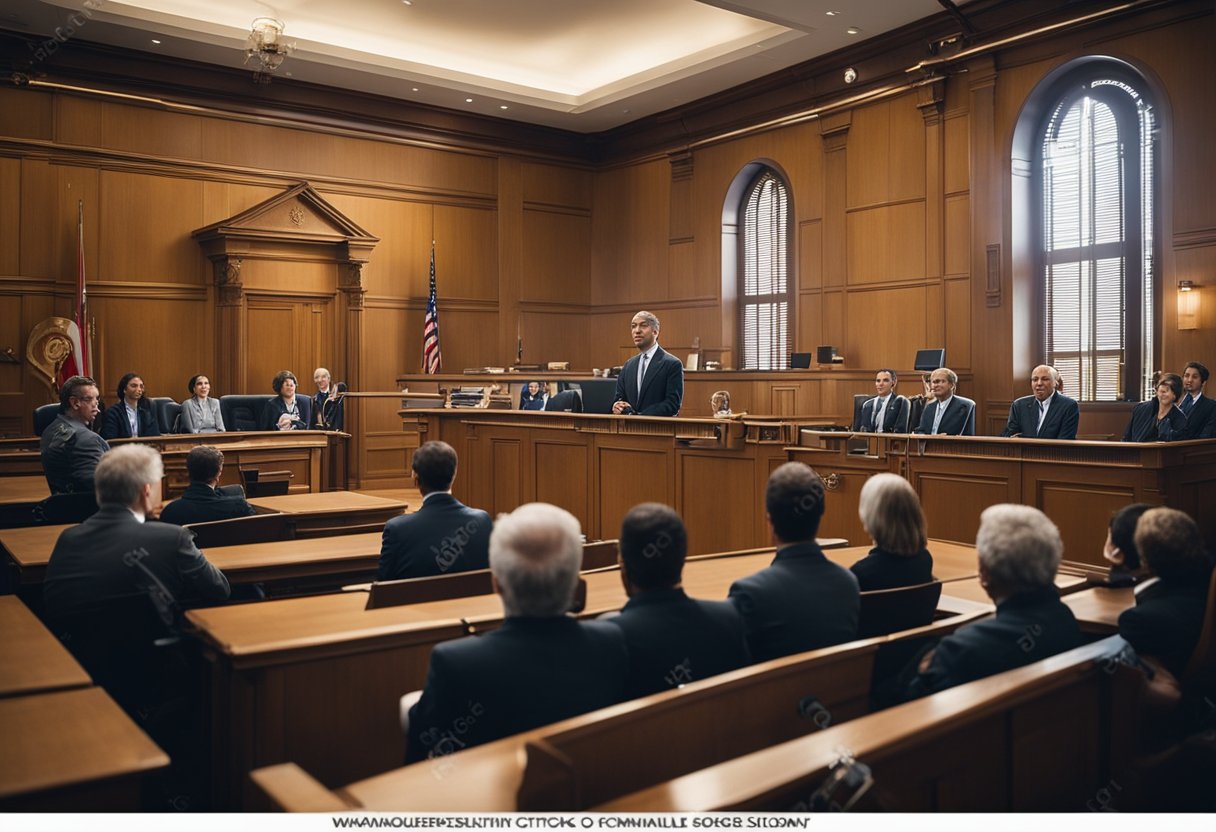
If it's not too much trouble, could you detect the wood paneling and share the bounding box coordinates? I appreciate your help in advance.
[598,446,670,538]
[846,202,927,284]
[0,158,19,275]
[534,440,591,531]
[435,205,498,301]
[944,194,971,276]
[245,297,333,394]
[844,286,927,370]
[99,170,206,283]
[491,439,523,516]
[681,455,759,554]
[521,209,589,305]
[591,161,668,305]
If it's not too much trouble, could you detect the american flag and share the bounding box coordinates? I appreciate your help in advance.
[422,243,442,374]
[57,200,91,386]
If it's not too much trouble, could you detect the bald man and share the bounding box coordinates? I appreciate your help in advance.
[1000,365,1079,440]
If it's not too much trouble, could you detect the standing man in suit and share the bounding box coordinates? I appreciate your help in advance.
[914,367,976,436]
[612,310,684,417]
[159,446,256,526]
[43,444,231,618]
[1001,364,1080,439]
[607,503,750,698]
[855,369,910,433]
[728,462,859,663]
[378,441,492,581]
[1179,361,1216,439]
[40,375,111,495]
[405,503,628,761]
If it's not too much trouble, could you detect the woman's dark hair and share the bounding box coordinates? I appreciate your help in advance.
[272,370,298,395]
[1156,372,1182,400]
[1109,503,1152,572]
[188,374,209,395]
[116,372,150,410]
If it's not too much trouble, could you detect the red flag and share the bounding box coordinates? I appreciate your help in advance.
[422,242,442,374]
[56,201,90,386]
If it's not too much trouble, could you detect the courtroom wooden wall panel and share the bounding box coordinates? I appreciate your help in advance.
[245,295,334,395]
[16,160,59,282]
[89,295,211,404]
[679,455,759,556]
[99,170,206,283]
[521,161,593,210]
[666,240,697,304]
[912,468,1017,546]
[435,205,499,302]
[944,278,973,373]
[846,202,927,285]
[598,446,670,540]
[434,309,500,371]
[0,157,20,275]
[844,285,928,370]
[323,194,433,299]
[944,195,971,277]
[533,440,592,532]
[491,439,523,517]
[943,113,971,197]
[55,95,204,160]
[590,161,669,306]
[520,208,591,305]
[0,88,52,140]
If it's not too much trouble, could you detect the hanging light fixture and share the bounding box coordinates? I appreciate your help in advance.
[244,17,294,84]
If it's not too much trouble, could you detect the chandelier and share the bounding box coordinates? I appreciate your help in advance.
[244,17,294,83]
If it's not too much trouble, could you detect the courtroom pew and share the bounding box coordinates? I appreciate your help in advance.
[185,513,294,548]
[595,635,1143,812]
[249,608,990,812]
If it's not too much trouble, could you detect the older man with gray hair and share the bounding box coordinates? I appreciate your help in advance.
[405,503,628,762]
[903,504,1080,699]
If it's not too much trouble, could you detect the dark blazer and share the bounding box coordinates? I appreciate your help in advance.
[520,392,548,411]
[260,395,312,432]
[854,395,910,433]
[99,401,162,439]
[1181,394,1216,439]
[727,541,860,664]
[405,616,628,762]
[1001,392,1080,440]
[606,587,751,699]
[850,546,935,592]
[378,493,493,581]
[614,346,684,417]
[39,413,111,495]
[158,482,257,526]
[1122,399,1187,442]
[905,587,1081,699]
[43,504,230,618]
[311,389,344,431]
[914,395,977,436]
[1118,577,1210,677]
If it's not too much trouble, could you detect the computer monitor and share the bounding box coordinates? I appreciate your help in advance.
[789,352,812,369]
[914,349,946,371]
[570,380,616,414]
[816,346,836,365]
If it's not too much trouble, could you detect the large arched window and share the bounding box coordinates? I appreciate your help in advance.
[1039,70,1156,401]
[738,169,792,370]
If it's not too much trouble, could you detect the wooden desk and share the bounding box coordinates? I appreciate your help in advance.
[0,596,91,699]
[0,687,169,810]
[941,573,1090,605]
[792,432,1216,569]
[0,524,71,586]
[1062,586,1134,634]
[248,491,406,531]
[0,475,49,505]
[206,532,384,586]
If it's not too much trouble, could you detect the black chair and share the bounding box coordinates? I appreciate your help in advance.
[907,395,927,433]
[545,389,583,413]
[852,393,871,431]
[154,398,182,434]
[857,580,943,639]
[32,492,99,524]
[219,394,271,432]
[33,404,59,436]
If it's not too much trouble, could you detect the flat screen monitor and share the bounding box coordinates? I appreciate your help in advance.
[789,352,812,369]
[570,380,616,415]
[816,346,836,364]
[914,348,946,372]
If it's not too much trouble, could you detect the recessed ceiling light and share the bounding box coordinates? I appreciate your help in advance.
[151,39,161,44]
[499,105,508,110]
[826,11,839,16]
[402,1,412,5]
[846,27,861,35]
[411,87,419,92]
[465,98,473,103]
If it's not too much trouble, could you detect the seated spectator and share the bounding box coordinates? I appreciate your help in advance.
[311,367,344,431]
[405,503,628,762]
[40,375,110,495]
[100,372,162,439]
[850,473,935,591]
[1179,361,1216,439]
[607,503,750,698]
[1119,507,1213,677]
[43,444,231,618]
[520,381,549,411]
[159,446,256,526]
[378,441,492,581]
[1102,503,1153,587]
[1123,373,1188,442]
[728,462,859,663]
[180,374,225,434]
[260,370,312,431]
[904,504,1081,699]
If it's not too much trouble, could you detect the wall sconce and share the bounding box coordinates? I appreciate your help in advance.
[1177,280,1200,330]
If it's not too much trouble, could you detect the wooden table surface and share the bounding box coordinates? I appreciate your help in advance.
[1062,586,1134,633]
[248,491,407,517]
[0,687,169,803]
[0,596,91,699]
[0,476,49,506]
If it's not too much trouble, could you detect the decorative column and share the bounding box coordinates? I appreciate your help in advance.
[211,255,245,393]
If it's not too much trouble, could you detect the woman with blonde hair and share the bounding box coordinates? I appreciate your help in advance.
[850,473,934,590]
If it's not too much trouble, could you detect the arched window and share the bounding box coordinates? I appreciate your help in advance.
[738,169,792,370]
[1039,70,1155,401]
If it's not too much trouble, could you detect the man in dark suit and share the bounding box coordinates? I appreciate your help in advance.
[43,444,231,618]
[904,505,1081,699]
[1179,361,1216,439]
[607,503,750,698]
[39,375,111,495]
[854,368,910,433]
[159,446,256,526]
[728,462,859,663]
[405,503,628,762]
[378,441,492,581]
[1000,364,1080,439]
[914,367,976,435]
[612,310,684,417]
[311,367,345,430]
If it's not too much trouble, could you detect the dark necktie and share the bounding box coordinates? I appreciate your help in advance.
[1180,394,1195,415]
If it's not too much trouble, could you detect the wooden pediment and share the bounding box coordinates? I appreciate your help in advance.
[193,182,378,262]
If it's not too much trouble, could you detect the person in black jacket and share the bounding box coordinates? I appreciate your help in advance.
[850,473,934,591]
[612,310,684,417]
[606,503,750,698]
[903,504,1081,699]
[404,503,628,762]
[1179,361,1216,439]
[854,369,911,433]
[40,375,111,495]
[159,446,256,527]
[260,370,312,431]
[100,372,162,439]
[1118,507,1212,677]
[1102,502,1153,587]
[1000,365,1080,440]
[1123,373,1188,442]
[728,462,859,663]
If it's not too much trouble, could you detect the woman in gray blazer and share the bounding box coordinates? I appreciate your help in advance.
[180,374,226,433]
